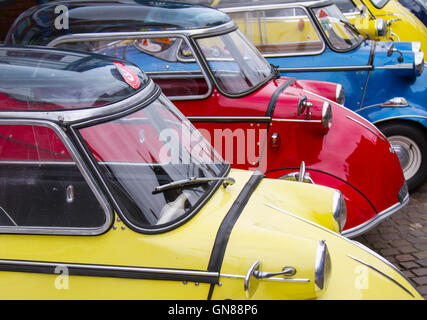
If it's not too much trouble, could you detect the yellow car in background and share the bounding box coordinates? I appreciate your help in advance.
[0,45,422,300]
[335,0,427,52]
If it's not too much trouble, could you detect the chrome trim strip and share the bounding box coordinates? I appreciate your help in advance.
[47,21,237,45]
[0,161,74,165]
[220,273,310,283]
[0,259,219,283]
[220,2,330,13]
[346,116,387,142]
[278,66,372,72]
[271,118,321,123]
[342,193,409,239]
[0,259,216,276]
[0,120,113,235]
[264,202,339,236]
[346,254,415,297]
[376,63,413,70]
[187,116,271,122]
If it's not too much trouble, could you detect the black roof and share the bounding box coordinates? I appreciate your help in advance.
[5,1,231,46]
[0,46,148,111]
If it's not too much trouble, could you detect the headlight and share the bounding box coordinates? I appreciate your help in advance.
[332,190,347,233]
[322,101,333,130]
[314,240,331,295]
[375,18,387,37]
[335,84,345,105]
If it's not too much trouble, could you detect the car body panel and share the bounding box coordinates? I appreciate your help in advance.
[338,0,427,52]
[214,196,421,299]
[0,45,421,300]
[4,1,409,237]
[179,0,426,189]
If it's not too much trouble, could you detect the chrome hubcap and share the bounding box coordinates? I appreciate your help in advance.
[389,135,422,180]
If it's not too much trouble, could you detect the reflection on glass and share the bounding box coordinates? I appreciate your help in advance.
[196,29,272,95]
[313,4,363,50]
[79,95,226,229]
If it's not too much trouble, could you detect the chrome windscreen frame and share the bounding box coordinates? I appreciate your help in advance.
[65,89,231,235]
[46,22,238,101]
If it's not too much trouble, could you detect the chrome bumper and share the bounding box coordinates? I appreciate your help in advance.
[342,191,409,239]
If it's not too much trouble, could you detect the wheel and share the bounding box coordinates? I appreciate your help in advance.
[377,122,427,191]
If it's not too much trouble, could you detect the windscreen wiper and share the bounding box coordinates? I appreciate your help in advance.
[153,176,235,194]
[339,19,361,35]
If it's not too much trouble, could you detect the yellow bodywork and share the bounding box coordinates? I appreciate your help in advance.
[0,169,422,299]
[345,0,427,52]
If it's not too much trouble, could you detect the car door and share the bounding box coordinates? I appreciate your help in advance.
[0,121,218,299]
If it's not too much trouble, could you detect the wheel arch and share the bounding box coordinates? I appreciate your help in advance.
[373,117,427,135]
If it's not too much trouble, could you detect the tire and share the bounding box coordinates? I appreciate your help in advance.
[377,121,427,191]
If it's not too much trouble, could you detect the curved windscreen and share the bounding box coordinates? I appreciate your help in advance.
[195,29,272,95]
[313,4,363,51]
[0,48,148,111]
[79,95,227,231]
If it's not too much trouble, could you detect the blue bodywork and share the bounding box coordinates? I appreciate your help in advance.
[266,40,427,129]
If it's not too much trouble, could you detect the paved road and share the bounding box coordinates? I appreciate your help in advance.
[355,182,427,299]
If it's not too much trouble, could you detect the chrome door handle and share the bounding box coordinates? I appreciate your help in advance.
[254,266,296,279]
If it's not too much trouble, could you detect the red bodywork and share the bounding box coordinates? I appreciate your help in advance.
[162,76,405,232]
[0,76,406,234]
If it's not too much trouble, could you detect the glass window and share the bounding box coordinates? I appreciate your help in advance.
[313,4,363,51]
[195,30,272,95]
[58,37,210,99]
[228,7,323,56]
[79,95,226,230]
[0,47,148,111]
[0,125,106,229]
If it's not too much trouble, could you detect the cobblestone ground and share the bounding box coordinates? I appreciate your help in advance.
[355,182,427,299]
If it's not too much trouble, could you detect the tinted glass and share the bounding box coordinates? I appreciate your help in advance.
[57,36,210,99]
[0,125,106,229]
[0,48,148,111]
